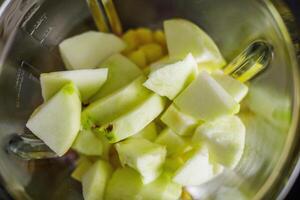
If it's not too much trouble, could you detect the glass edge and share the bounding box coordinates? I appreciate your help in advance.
[254,0,300,200]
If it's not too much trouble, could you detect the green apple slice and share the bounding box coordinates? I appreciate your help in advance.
[139,174,182,200]
[193,116,246,168]
[90,54,143,101]
[59,31,126,70]
[172,146,215,186]
[161,104,199,136]
[155,128,187,156]
[26,82,81,156]
[96,93,166,143]
[145,56,179,75]
[105,167,143,200]
[40,68,108,102]
[116,138,167,183]
[82,160,113,200]
[71,156,93,182]
[164,19,226,71]
[72,129,111,158]
[82,76,151,129]
[143,53,198,99]
[174,71,240,121]
[212,71,248,102]
[132,122,158,142]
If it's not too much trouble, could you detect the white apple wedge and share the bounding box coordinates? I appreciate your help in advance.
[82,160,113,200]
[212,71,248,102]
[164,19,226,70]
[72,129,111,158]
[90,54,143,101]
[116,138,167,183]
[59,31,126,70]
[105,167,143,200]
[82,76,151,129]
[193,116,246,168]
[174,71,240,121]
[155,129,187,156]
[172,146,215,186]
[132,122,158,142]
[161,104,199,136]
[26,82,81,156]
[143,53,198,100]
[139,174,182,200]
[96,93,166,143]
[40,68,108,102]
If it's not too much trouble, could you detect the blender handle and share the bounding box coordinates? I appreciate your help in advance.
[7,40,273,160]
[86,0,123,35]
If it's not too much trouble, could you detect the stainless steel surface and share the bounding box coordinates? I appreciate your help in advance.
[0,0,298,200]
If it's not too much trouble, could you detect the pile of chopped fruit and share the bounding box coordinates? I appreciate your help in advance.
[26,19,248,200]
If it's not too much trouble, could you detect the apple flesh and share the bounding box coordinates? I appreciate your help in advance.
[155,128,187,156]
[132,122,158,142]
[174,72,240,121]
[82,76,151,129]
[116,138,167,183]
[40,68,108,102]
[139,174,182,200]
[144,53,198,100]
[72,129,111,158]
[96,93,166,143]
[90,54,143,101]
[59,31,126,70]
[164,19,226,71]
[71,157,93,182]
[212,71,248,102]
[105,167,143,200]
[172,146,215,186]
[161,104,198,136]
[193,115,246,168]
[26,82,81,156]
[82,160,113,200]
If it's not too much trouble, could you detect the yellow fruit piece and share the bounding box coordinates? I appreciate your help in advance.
[139,43,164,63]
[122,30,140,53]
[181,188,193,200]
[128,50,147,68]
[71,157,93,182]
[136,28,154,45]
[154,30,166,46]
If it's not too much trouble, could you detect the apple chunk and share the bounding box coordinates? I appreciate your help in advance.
[132,122,158,142]
[96,94,166,143]
[40,68,108,102]
[72,129,111,158]
[172,146,215,186]
[26,82,81,156]
[82,160,113,200]
[139,174,182,200]
[116,138,167,183]
[59,31,126,70]
[193,116,246,168]
[105,167,143,200]
[71,156,93,182]
[155,129,187,156]
[174,71,239,121]
[164,19,226,70]
[161,104,198,136]
[143,53,198,100]
[90,54,143,101]
[82,76,151,129]
[212,71,248,102]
